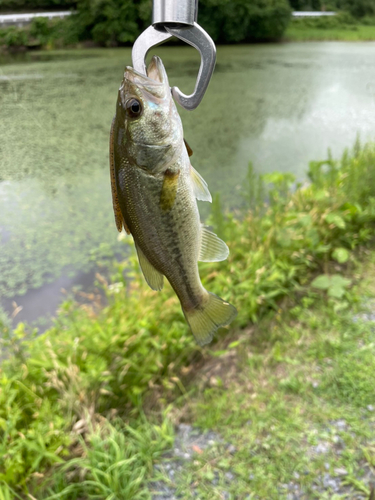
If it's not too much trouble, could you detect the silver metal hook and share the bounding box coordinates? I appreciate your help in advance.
[131,0,216,110]
[132,26,171,76]
[165,23,216,110]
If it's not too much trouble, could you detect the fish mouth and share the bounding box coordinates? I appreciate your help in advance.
[123,56,169,90]
[124,67,164,87]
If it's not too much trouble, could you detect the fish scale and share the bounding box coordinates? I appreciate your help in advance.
[118,156,203,310]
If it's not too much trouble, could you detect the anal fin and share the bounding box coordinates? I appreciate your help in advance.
[190,165,212,203]
[199,226,229,262]
[135,242,164,291]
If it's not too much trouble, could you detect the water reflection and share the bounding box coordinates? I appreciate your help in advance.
[233,43,375,179]
[1,43,375,323]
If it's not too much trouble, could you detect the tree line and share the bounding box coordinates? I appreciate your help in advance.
[0,0,373,47]
[1,0,292,46]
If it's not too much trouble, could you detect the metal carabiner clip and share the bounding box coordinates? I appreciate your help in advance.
[132,0,216,110]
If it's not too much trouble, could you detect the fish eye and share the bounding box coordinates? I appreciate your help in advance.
[126,98,142,118]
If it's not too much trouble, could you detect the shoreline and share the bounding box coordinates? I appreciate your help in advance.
[1,28,375,55]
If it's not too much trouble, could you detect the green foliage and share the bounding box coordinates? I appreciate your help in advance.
[0,0,291,49]
[286,17,375,40]
[68,0,147,46]
[0,0,75,11]
[0,326,70,492]
[289,11,358,31]
[290,0,375,19]
[29,17,51,45]
[42,418,173,499]
[214,140,375,322]
[289,0,322,10]
[286,10,375,41]
[199,0,292,42]
[241,162,265,210]
[332,247,350,263]
[360,15,375,25]
[0,483,23,500]
[172,292,375,498]
[69,0,291,45]
[0,26,28,47]
[0,2,150,49]
[0,17,82,49]
[334,0,375,18]
[3,139,375,495]
[311,274,351,298]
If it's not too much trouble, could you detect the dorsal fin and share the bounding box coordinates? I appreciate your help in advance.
[110,118,130,234]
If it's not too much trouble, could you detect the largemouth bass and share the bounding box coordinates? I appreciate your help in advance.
[110,56,237,345]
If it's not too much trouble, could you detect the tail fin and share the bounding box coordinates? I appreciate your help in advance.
[183,292,237,346]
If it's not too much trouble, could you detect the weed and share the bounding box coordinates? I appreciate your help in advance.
[2,140,375,496]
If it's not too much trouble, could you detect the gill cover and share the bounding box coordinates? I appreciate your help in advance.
[119,56,183,172]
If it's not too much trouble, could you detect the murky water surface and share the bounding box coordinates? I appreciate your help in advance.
[1,43,375,325]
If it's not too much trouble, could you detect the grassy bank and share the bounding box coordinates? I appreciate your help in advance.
[158,254,375,498]
[286,15,375,41]
[2,139,375,497]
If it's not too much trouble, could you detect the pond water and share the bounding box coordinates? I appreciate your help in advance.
[1,42,375,326]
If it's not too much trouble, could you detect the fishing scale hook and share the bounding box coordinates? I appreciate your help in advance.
[132,0,216,110]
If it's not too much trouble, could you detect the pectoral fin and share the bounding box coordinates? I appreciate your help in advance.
[135,242,164,291]
[199,226,229,262]
[110,118,130,234]
[184,139,193,157]
[190,166,212,202]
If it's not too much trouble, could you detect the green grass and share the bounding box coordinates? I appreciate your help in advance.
[40,417,174,499]
[286,16,375,41]
[2,139,375,497]
[286,23,375,41]
[165,266,375,498]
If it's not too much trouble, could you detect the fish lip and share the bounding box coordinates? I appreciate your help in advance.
[124,56,168,88]
[123,66,165,88]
